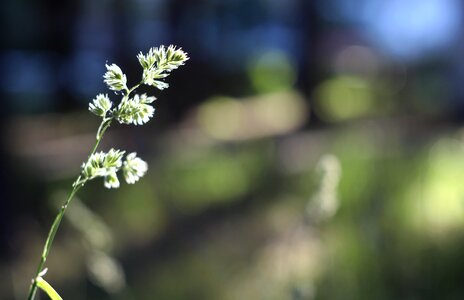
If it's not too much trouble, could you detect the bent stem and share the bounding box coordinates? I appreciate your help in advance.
[27,118,113,300]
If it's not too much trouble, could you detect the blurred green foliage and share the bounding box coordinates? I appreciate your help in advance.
[11,117,457,300]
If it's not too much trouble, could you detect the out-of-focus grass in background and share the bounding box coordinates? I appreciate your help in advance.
[2,0,464,299]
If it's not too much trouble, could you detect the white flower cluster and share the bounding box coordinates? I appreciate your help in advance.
[123,153,148,184]
[103,64,127,92]
[115,94,156,125]
[137,45,189,90]
[89,94,112,117]
[82,149,147,189]
[82,45,187,188]
[89,46,188,125]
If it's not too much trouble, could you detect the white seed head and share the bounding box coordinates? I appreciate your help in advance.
[82,149,125,189]
[123,153,148,184]
[138,93,156,104]
[89,94,112,117]
[104,171,120,189]
[142,69,169,90]
[164,45,189,71]
[137,48,156,70]
[83,151,107,179]
[115,94,155,125]
[103,63,127,92]
[103,149,125,169]
[138,45,188,89]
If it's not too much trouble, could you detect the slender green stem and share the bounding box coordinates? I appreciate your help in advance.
[27,81,140,299]
[27,117,112,300]
[128,82,141,94]
[27,186,80,300]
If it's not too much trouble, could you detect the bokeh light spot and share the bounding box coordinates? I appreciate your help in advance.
[313,76,374,122]
[247,50,297,94]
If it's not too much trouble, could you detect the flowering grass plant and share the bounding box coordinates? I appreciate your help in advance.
[27,45,188,300]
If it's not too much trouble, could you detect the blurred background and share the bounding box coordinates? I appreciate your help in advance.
[2,0,464,299]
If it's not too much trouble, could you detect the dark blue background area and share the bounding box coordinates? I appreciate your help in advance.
[2,0,463,116]
[0,0,306,115]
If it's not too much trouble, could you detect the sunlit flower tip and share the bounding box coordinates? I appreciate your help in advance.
[138,93,156,104]
[83,151,107,179]
[115,95,155,125]
[103,63,127,92]
[103,148,125,168]
[139,45,188,89]
[89,94,112,117]
[165,45,189,69]
[123,153,148,184]
[104,171,120,189]
[142,69,170,90]
[137,49,156,70]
